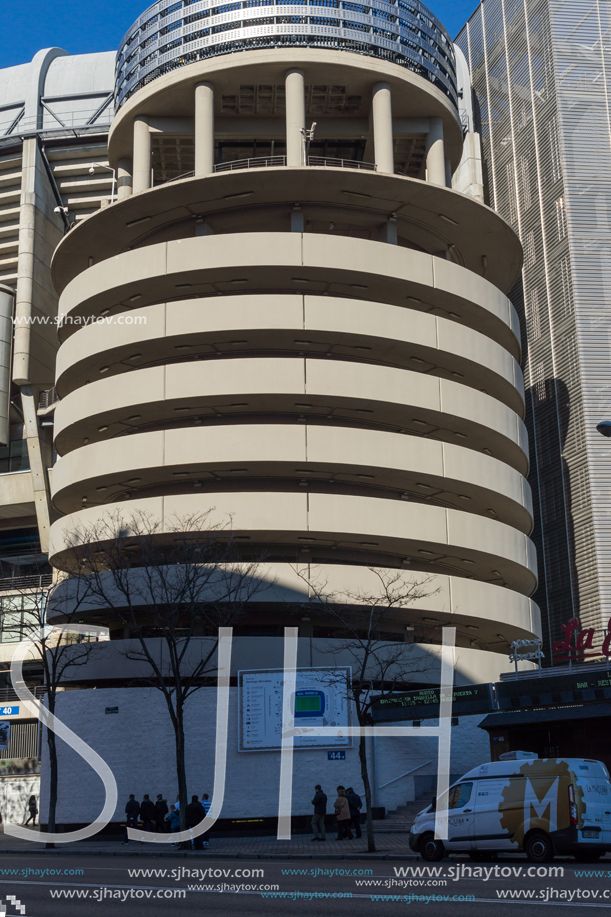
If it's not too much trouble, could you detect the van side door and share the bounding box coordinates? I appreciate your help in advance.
[474,777,517,851]
[444,782,476,851]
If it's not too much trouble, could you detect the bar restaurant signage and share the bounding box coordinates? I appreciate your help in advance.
[552,617,611,662]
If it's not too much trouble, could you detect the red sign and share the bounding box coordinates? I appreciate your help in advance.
[552,617,611,662]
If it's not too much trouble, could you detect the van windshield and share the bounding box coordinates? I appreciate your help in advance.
[438,782,473,811]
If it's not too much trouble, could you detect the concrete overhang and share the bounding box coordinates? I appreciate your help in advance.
[0,471,35,519]
[51,167,522,296]
[109,48,463,164]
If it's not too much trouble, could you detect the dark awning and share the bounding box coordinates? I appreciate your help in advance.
[479,702,611,730]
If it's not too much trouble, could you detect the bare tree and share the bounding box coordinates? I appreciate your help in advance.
[292,566,437,853]
[58,508,270,838]
[2,574,101,847]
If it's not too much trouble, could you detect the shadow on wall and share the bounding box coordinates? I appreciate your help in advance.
[515,272,579,657]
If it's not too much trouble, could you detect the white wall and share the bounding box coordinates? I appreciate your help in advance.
[0,775,40,826]
[39,687,491,826]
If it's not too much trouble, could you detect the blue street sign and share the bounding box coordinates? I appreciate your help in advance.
[0,706,18,716]
[327,750,345,760]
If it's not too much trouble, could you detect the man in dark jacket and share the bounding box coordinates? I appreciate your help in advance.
[122,795,140,844]
[346,787,362,839]
[140,794,156,832]
[185,795,205,849]
[310,784,327,841]
[155,794,169,832]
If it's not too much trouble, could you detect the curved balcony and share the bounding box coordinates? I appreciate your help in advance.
[54,294,525,414]
[50,423,533,532]
[49,490,537,595]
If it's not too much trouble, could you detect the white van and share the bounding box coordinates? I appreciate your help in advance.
[409,756,611,863]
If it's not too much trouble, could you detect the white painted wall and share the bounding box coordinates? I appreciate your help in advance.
[39,688,491,826]
[0,775,40,826]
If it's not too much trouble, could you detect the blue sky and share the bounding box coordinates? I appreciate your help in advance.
[2,0,478,69]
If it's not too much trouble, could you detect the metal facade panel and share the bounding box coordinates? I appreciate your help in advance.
[456,0,603,660]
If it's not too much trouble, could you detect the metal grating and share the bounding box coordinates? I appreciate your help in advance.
[0,721,39,760]
[457,0,611,660]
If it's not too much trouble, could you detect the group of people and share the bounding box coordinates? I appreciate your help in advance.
[123,793,212,847]
[311,785,362,841]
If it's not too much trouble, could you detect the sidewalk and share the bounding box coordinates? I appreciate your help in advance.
[0,827,418,859]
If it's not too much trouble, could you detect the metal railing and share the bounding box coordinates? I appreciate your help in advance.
[0,686,46,703]
[214,155,287,173]
[307,155,377,171]
[38,387,59,410]
[157,154,381,185]
[0,574,53,592]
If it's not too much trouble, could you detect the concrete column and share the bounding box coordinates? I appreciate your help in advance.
[195,82,214,176]
[445,158,452,188]
[371,82,394,174]
[117,158,133,200]
[425,117,445,186]
[0,285,14,447]
[21,384,51,554]
[285,69,305,167]
[133,117,152,193]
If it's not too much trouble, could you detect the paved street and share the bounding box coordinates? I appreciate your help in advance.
[0,842,608,916]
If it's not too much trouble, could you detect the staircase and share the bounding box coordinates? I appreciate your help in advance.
[375,795,432,833]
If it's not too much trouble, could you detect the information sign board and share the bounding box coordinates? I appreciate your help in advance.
[238,667,351,752]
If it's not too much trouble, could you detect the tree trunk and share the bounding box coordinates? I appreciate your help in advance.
[174,702,189,849]
[358,730,376,853]
[46,694,57,849]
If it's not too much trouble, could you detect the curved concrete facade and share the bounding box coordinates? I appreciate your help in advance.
[48,39,539,657]
[116,1,457,108]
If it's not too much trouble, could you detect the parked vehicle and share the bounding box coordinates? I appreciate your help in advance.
[409,755,611,863]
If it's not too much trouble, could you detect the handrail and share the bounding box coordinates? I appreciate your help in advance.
[159,155,378,183]
[0,574,53,592]
[378,758,435,790]
[308,155,377,171]
[214,156,286,173]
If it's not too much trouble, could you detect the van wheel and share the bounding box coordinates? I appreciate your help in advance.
[420,833,445,862]
[524,832,554,863]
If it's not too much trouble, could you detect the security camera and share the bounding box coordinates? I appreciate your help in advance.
[597,421,611,437]
[54,206,69,214]
[89,166,95,174]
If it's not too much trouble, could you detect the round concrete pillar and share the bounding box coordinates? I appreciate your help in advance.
[117,158,133,200]
[426,117,446,187]
[285,70,305,167]
[132,117,152,194]
[195,82,214,176]
[372,82,394,174]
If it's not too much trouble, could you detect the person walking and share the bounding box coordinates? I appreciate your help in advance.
[333,786,353,840]
[310,784,327,841]
[346,786,363,839]
[155,794,169,832]
[23,795,38,827]
[186,795,205,850]
[121,794,140,844]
